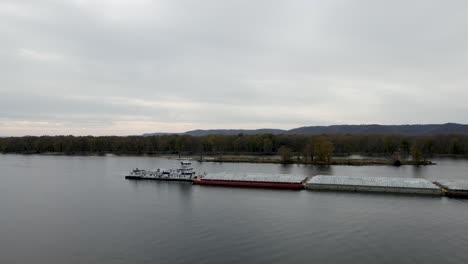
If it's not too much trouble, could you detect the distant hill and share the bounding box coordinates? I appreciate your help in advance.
[287,123,468,136]
[143,123,468,137]
[143,129,285,137]
[184,129,286,136]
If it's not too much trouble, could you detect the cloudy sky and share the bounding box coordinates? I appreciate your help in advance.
[1,0,467,136]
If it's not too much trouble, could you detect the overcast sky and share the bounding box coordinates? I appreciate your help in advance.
[1,0,467,136]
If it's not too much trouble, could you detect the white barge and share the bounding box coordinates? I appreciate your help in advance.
[305,175,442,195]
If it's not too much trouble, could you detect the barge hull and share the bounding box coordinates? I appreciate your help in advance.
[444,191,468,198]
[193,179,304,190]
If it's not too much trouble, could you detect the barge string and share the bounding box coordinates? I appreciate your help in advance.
[125,165,468,198]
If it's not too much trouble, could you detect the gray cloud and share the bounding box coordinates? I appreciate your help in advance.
[1,0,468,136]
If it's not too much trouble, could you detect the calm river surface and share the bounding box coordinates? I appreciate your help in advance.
[1,154,467,264]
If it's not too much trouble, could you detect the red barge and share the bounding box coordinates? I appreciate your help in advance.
[193,173,307,190]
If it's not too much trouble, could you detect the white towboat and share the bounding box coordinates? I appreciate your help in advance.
[125,161,196,182]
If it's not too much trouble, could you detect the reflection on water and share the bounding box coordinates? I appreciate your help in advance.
[411,165,426,178]
[0,154,467,264]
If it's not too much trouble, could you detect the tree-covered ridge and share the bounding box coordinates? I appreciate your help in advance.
[144,123,468,137]
[1,134,468,158]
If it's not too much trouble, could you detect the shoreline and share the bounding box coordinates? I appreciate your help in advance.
[1,152,435,166]
[201,157,434,166]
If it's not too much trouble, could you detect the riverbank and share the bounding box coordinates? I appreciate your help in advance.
[201,156,434,166]
[2,152,435,165]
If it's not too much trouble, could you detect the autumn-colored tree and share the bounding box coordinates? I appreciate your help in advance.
[314,140,334,163]
[411,145,423,162]
[278,146,292,163]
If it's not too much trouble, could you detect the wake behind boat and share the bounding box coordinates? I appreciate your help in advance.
[125,161,197,182]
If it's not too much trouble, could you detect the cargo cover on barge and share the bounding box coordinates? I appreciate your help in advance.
[305,175,442,195]
[193,173,307,190]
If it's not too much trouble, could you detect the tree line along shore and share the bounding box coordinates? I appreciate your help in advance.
[1,134,467,165]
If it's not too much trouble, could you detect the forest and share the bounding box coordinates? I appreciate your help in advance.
[1,134,468,161]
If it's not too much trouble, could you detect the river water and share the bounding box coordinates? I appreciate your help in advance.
[0,154,467,264]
